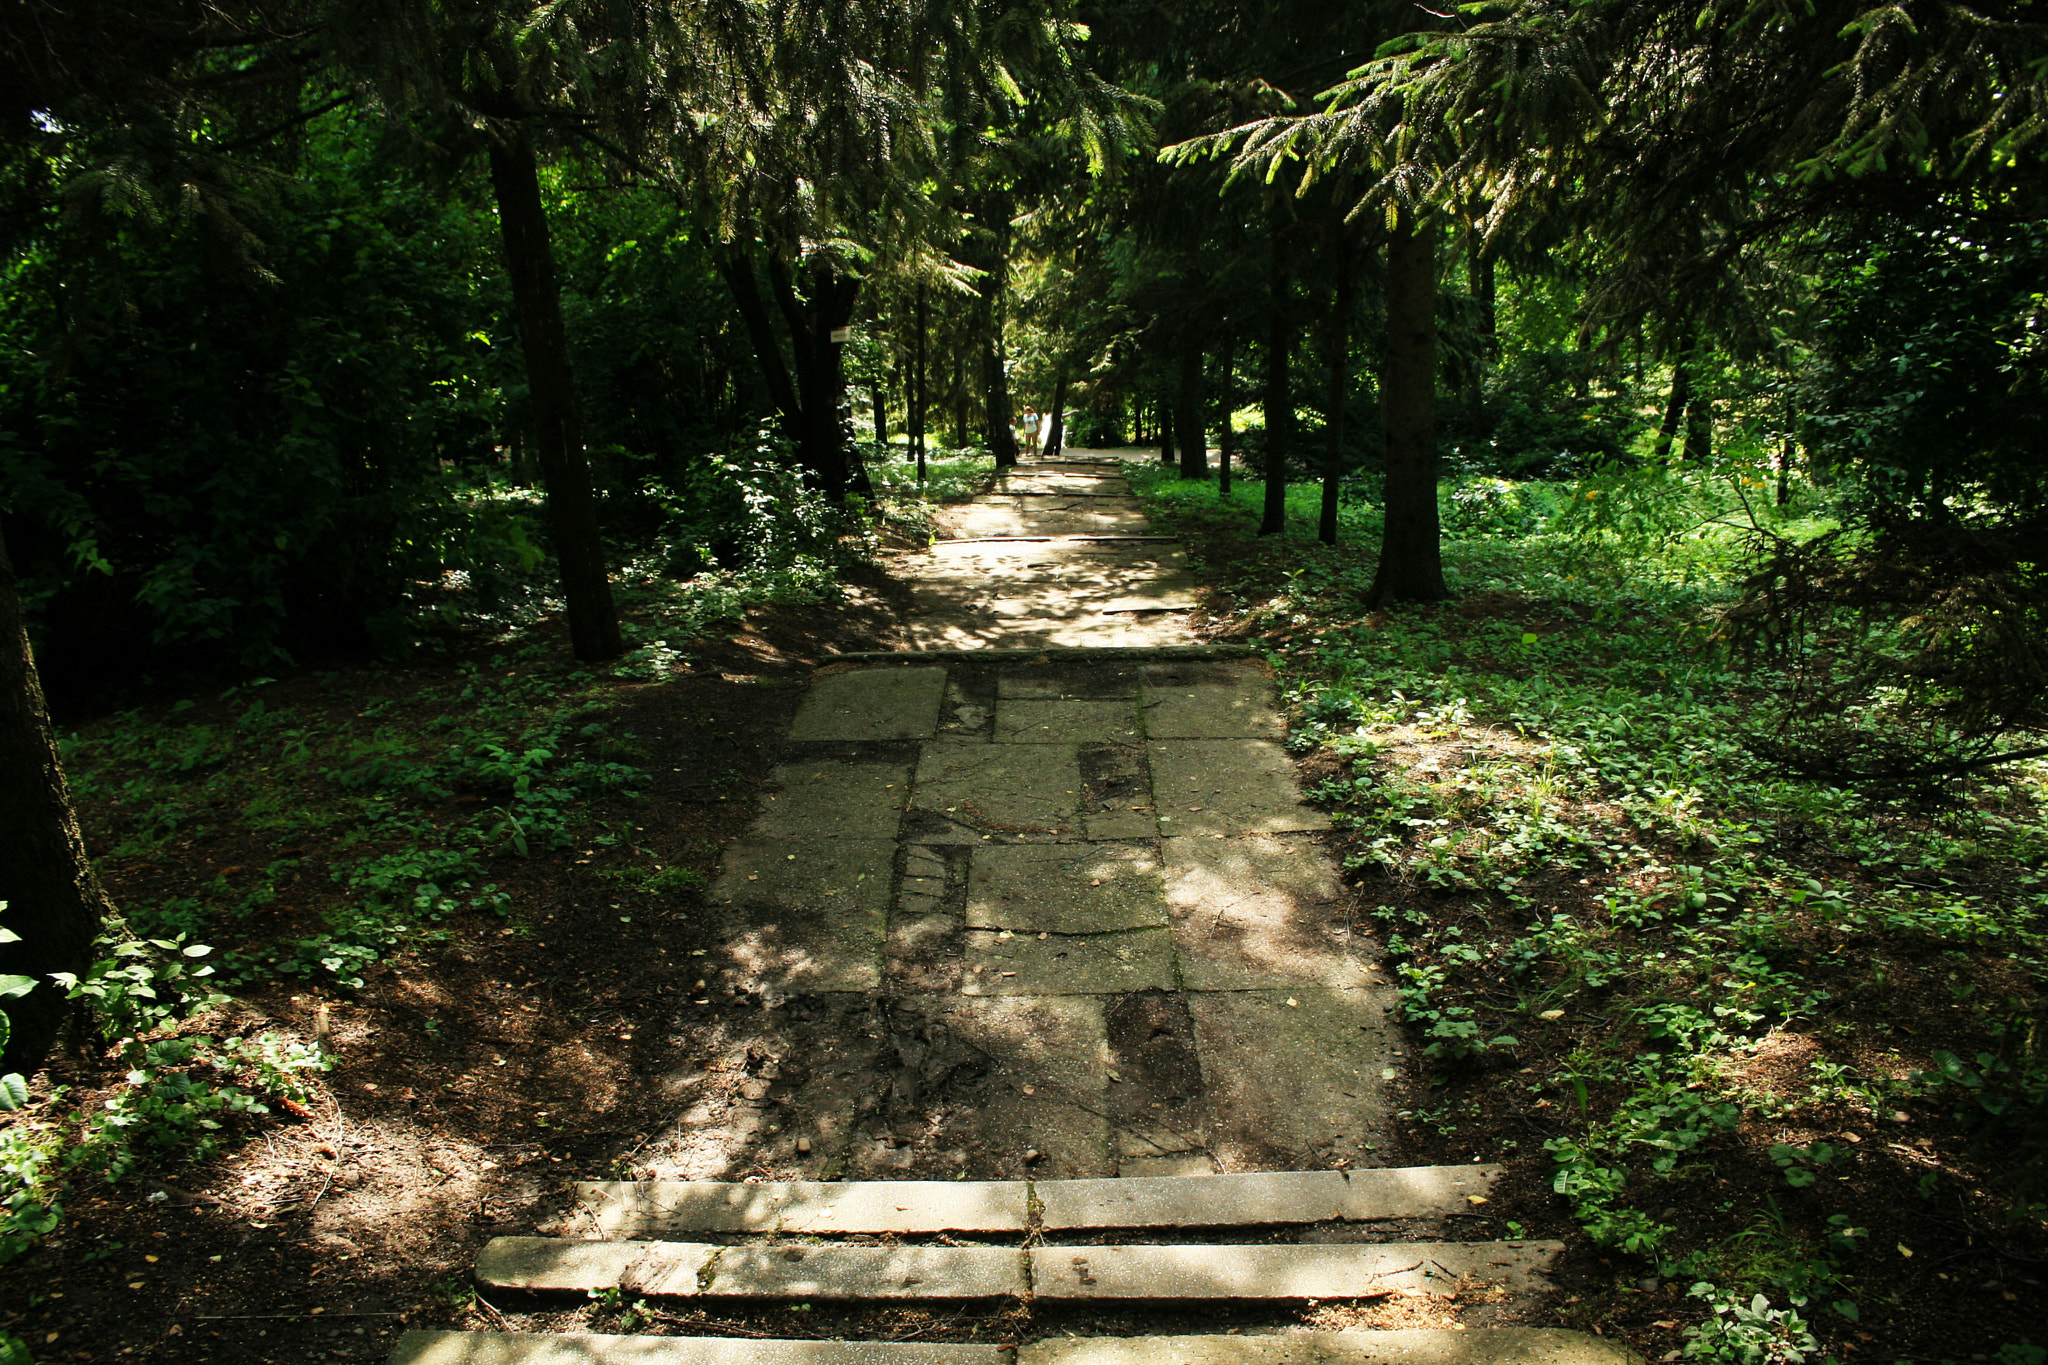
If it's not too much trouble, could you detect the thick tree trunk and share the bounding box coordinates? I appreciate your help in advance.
[1369,210,1449,605]
[1682,393,1713,464]
[1318,228,1353,546]
[1262,239,1291,537]
[0,525,110,1079]
[1657,343,1693,456]
[766,255,863,500]
[1159,405,1175,465]
[714,244,802,437]
[1042,370,1066,458]
[913,285,928,481]
[487,130,622,661]
[983,338,1018,468]
[1177,337,1208,480]
[1217,334,1235,496]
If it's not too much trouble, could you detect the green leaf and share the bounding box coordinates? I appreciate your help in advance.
[1521,632,1538,645]
[0,975,34,1000]
[1833,1300,1860,1321]
[0,1073,28,1112]
[182,944,214,958]
[0,1328,35,1365]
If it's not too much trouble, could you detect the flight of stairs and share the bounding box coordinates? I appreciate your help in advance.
[387,1167,1641,1363]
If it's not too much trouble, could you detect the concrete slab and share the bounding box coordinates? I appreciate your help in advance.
[709,1245,1025,1299]
[1163,836,1363,990]
[474,1237,711,1295]
[1189,990,1395,1171]
[1036,1166,1505,1231]
[391,1332,1009,1365]
[571,1179,1029,1237]
[911,742,1084,838]
[710,840,893,993]
[995,699,1143,745]
[996,669,1140,701]
[1141,662,1286,740]
[924,995,1113,1178]
[749,763,911,840]
[1149,741,1330,837]
[790,667,947,742]
[1017,1329,1641,1365]
[1027,1240,1561,1301]
[962,928,1177,995]
[966,843,1167,934]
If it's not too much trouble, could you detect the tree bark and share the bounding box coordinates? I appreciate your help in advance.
[1042,369,1066,458]
[714,244,802,436]
[1159,404,1175,465]
[1682,393,1713,464]
[1177,336,1208,480]
[1261,238,1291,537]
[0,524,110,1079]
[1318,227,1353,546]
[1217,334,1235,496]
[871,371,887,449]
[1368,209,1449,604]
[1465,235,1496,422]
[1657,340,1693,456]
[487,129,622,661]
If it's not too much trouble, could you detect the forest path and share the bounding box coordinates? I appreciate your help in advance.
[390,452,1636,1363]
[889,448,1200,648]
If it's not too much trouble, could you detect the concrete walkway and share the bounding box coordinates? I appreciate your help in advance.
[891,452,1200,649]
[391,452,1641,1365]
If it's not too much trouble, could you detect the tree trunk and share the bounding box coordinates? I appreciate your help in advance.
[1318,227,1353,546]
[1682,393,1713,464]
[1657,341,1693,456]
[487,129,622,661]
[714,243,802,440]
[1159,404,1175,465]
[1177,337,1208,480]
[1262,238,1291,537]
[0,525,111,1079]
[1368,209,1449,604]
[1217,334,1234,496]
[766,254,862,500]
[872,372,887,449]
[913,284,928,482]
[1778,435,1794,506]
[1464,235,1495,422]
[1042,370,1067,458]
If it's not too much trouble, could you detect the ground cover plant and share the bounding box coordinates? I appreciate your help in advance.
[1124,458,2048,1363]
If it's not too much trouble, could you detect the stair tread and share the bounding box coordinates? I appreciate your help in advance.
[475,1236,1561,1301]
[575,1166,1503,1238]
[389,1328,1640,1365]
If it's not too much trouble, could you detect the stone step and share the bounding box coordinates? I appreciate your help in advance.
[474,1236,1560,1302]
[391,1329,1639,1365]
[574,1167,1500,1239]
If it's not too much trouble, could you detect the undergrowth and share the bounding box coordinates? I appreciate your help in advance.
[1128,454,2048,1362]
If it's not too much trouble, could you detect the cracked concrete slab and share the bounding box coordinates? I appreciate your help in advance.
[907,995,1114,1178]
[1141,661,1287,739]
[966,842,1167,934]
[1164,835,1364,990]
[910,742,1085,837]
[750,762,911,840]
[961,927,1177,995]
[1190,989,1396,1171]
[1149,740,1332,837]
[995,698,1143,745]
[791,667,947,741]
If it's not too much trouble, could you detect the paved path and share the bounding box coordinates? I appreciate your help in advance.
[389,452,1640,1365]
[891,451,1200,648]
[675,450,1397,1180]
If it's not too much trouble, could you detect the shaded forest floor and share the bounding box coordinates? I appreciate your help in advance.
[2,456,2044,1365]
[1126,463,2048,1363]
